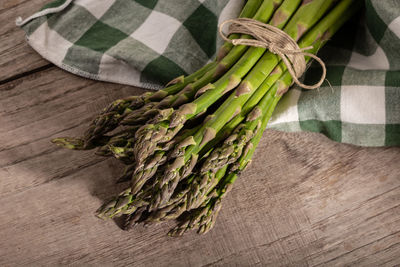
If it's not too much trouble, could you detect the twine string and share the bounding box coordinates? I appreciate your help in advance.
[219,18,326,90]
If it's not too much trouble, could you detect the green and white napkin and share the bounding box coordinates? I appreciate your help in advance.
[20,0,400,146]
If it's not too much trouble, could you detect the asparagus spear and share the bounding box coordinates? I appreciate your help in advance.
[96,187,148,219]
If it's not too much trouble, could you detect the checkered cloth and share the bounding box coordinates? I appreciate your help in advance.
[20,0,400,146]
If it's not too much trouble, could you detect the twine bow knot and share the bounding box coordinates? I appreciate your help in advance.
[219,18,326,90]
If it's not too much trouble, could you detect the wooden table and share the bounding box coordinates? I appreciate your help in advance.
[1,1,399,266]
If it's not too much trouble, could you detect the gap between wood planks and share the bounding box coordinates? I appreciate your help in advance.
[0,63,53,86]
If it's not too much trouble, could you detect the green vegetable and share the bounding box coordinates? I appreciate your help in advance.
[54,0,362,236]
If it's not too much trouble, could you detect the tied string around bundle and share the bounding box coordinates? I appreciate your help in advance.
[219,18,326,90]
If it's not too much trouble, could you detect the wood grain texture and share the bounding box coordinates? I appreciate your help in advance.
[0,2,400,266]
[1,67,399,267]
[0,0,51,83]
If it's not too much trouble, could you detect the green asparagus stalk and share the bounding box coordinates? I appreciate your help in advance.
[96,187,148,219]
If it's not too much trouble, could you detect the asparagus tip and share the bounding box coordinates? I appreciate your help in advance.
[51,137,86,150]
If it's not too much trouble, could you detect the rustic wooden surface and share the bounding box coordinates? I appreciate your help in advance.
[1,2,400,266]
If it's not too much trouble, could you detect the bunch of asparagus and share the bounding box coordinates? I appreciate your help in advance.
[53,0,361,236]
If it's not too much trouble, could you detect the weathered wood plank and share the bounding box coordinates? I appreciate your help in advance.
[0,0,50,82]
[0,67,144,199]
[0,2,399,264]
[0,74,399,267]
